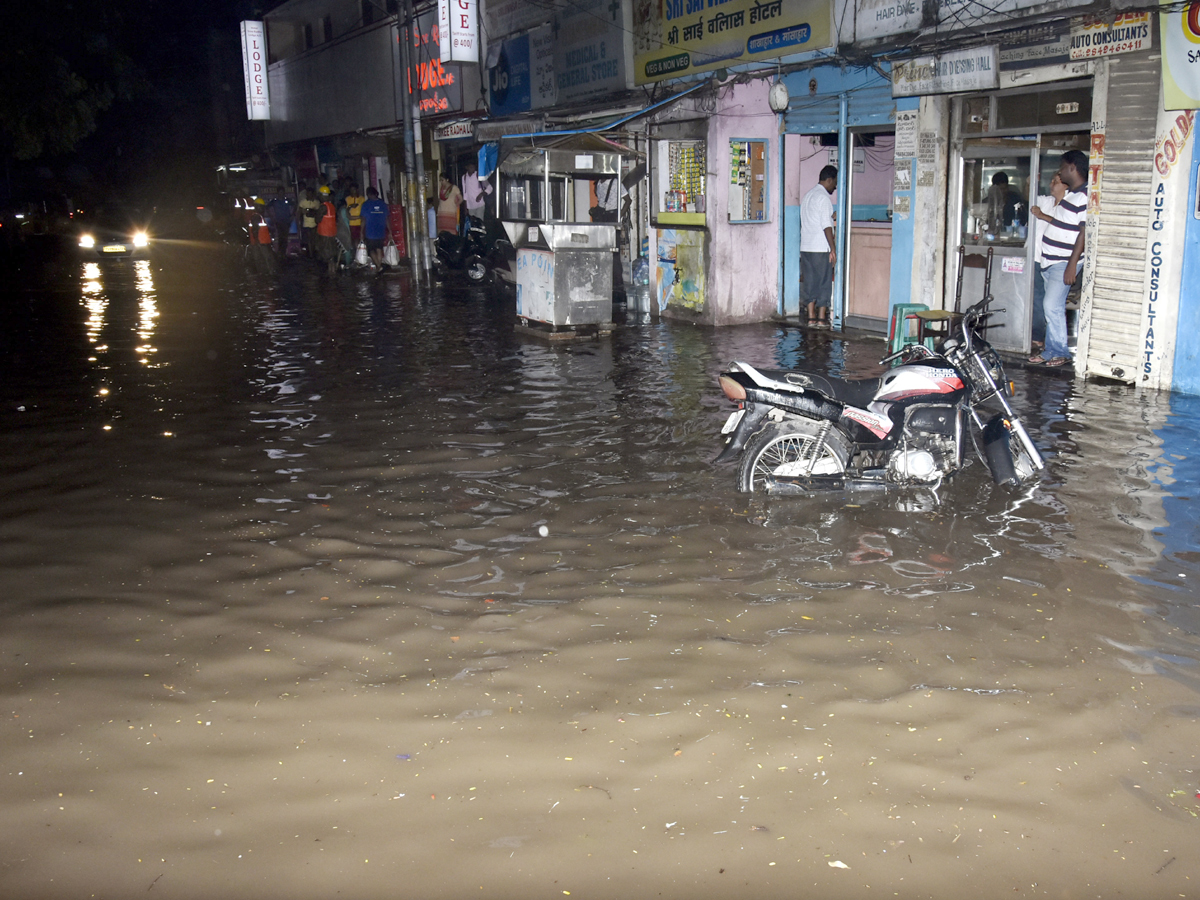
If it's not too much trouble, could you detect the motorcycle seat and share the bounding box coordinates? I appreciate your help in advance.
[750,366,881,409]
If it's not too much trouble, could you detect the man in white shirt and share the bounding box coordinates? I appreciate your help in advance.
[462,162,492,223]
[799,165,837,327]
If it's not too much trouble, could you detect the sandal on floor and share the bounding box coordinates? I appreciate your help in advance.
[1041,356,1069,367]
[1028,354,1047,364]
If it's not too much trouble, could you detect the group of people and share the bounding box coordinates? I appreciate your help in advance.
[797,148,1087,366]
[245,176,395,276]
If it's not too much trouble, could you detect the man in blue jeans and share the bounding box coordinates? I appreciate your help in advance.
[1029,150,1087,367]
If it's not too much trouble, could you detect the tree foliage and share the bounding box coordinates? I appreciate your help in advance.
[0,8,138,161]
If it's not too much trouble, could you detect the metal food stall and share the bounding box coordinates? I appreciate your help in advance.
[498,135,621,331]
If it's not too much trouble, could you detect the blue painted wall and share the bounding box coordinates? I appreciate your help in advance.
[1172,136,1200,396]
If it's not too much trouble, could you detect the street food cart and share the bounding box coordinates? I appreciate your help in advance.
[497,135,621,331]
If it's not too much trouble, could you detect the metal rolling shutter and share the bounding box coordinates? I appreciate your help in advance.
[783,84,895,133]
[1086,50,1160,382]
[784,96,841,133]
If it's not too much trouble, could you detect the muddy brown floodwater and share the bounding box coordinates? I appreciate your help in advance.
[1,249,1198,899]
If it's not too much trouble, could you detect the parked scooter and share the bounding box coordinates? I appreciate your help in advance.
[714,297,1044,493]
[434,215,513,284]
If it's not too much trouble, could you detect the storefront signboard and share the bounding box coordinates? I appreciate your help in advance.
[410,9,463,115]
[439,0,479,64]
[997,22,1072,69]
[556,0,630,100]
[635,0,831,84]
[489,32,533,116]
[855,0,1089,41]
[240,21,270,121]
[1069,12,1152,60]
[1161,0,1200,110]
[892,46,999,97]
[484,0,553,41]
[434,120,474,141]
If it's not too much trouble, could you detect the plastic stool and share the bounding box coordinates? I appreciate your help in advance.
[887,303,928,354]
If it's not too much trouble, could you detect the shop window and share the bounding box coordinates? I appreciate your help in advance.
[651,138,707,227]
[362,0,376,26]
[322,15,333,42]
[728,139,769,223]
[961,154,1032,245]
[304,22,314,50]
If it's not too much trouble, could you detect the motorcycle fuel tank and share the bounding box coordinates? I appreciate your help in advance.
[874,365,965,403]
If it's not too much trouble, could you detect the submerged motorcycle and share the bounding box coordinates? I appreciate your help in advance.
[715,298,1044,493]
[434,215,513,284]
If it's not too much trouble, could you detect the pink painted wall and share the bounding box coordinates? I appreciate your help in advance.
[704,81,781,327]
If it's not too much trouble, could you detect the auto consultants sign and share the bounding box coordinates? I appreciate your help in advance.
[1069,12,1152,60]
[634,0,831,84]
[239,21,270,120]
[892,45,999,96]
[439,0,478,63]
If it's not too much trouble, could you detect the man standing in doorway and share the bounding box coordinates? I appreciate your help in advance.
[800,165,837,327]
[462,162,492,223]
[1029,149,1087,367]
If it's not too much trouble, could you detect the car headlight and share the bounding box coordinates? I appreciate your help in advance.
[79,234,95,249]
[132,232,149,248]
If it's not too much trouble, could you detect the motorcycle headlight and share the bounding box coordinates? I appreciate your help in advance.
[79,234,95,249]
[132,232,149,248]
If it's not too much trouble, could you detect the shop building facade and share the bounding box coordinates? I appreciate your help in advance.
[243,0,1200,395]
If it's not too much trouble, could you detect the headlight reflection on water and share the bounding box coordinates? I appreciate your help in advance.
[134,260,159,366]
[79,259,161,376]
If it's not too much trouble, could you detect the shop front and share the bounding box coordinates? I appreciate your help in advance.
[780,63,904,331]
[647,82,782,325]
[947,80,1093,353]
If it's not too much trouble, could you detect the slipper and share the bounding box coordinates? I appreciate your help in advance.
[807,317,819,326]
[1031,341,1044,351]
[1042,356,1069,367]
[1027,354,1047,364]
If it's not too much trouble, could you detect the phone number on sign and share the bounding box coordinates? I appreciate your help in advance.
[1070,40,1146,59]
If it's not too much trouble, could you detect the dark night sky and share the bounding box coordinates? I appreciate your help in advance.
[6,0,269,204]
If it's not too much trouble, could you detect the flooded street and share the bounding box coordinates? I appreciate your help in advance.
[2,248,1198,899]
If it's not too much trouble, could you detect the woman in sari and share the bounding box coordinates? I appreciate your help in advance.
[435,173,463,236]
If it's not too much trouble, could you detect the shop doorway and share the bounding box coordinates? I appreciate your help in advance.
[953,134,1089,352]
[844,128,896,332]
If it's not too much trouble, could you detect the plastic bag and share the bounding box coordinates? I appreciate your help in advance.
[354,242,369,266]
[383,241,400,267]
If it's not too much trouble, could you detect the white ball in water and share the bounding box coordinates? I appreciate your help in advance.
[538,525,549,537]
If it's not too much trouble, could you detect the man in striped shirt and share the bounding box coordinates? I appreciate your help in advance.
[1029,149,1087,366]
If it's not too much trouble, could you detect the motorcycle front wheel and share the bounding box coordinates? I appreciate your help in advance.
[737,418,850,493]
[982,415,1040,488]
[465,255,488,283]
